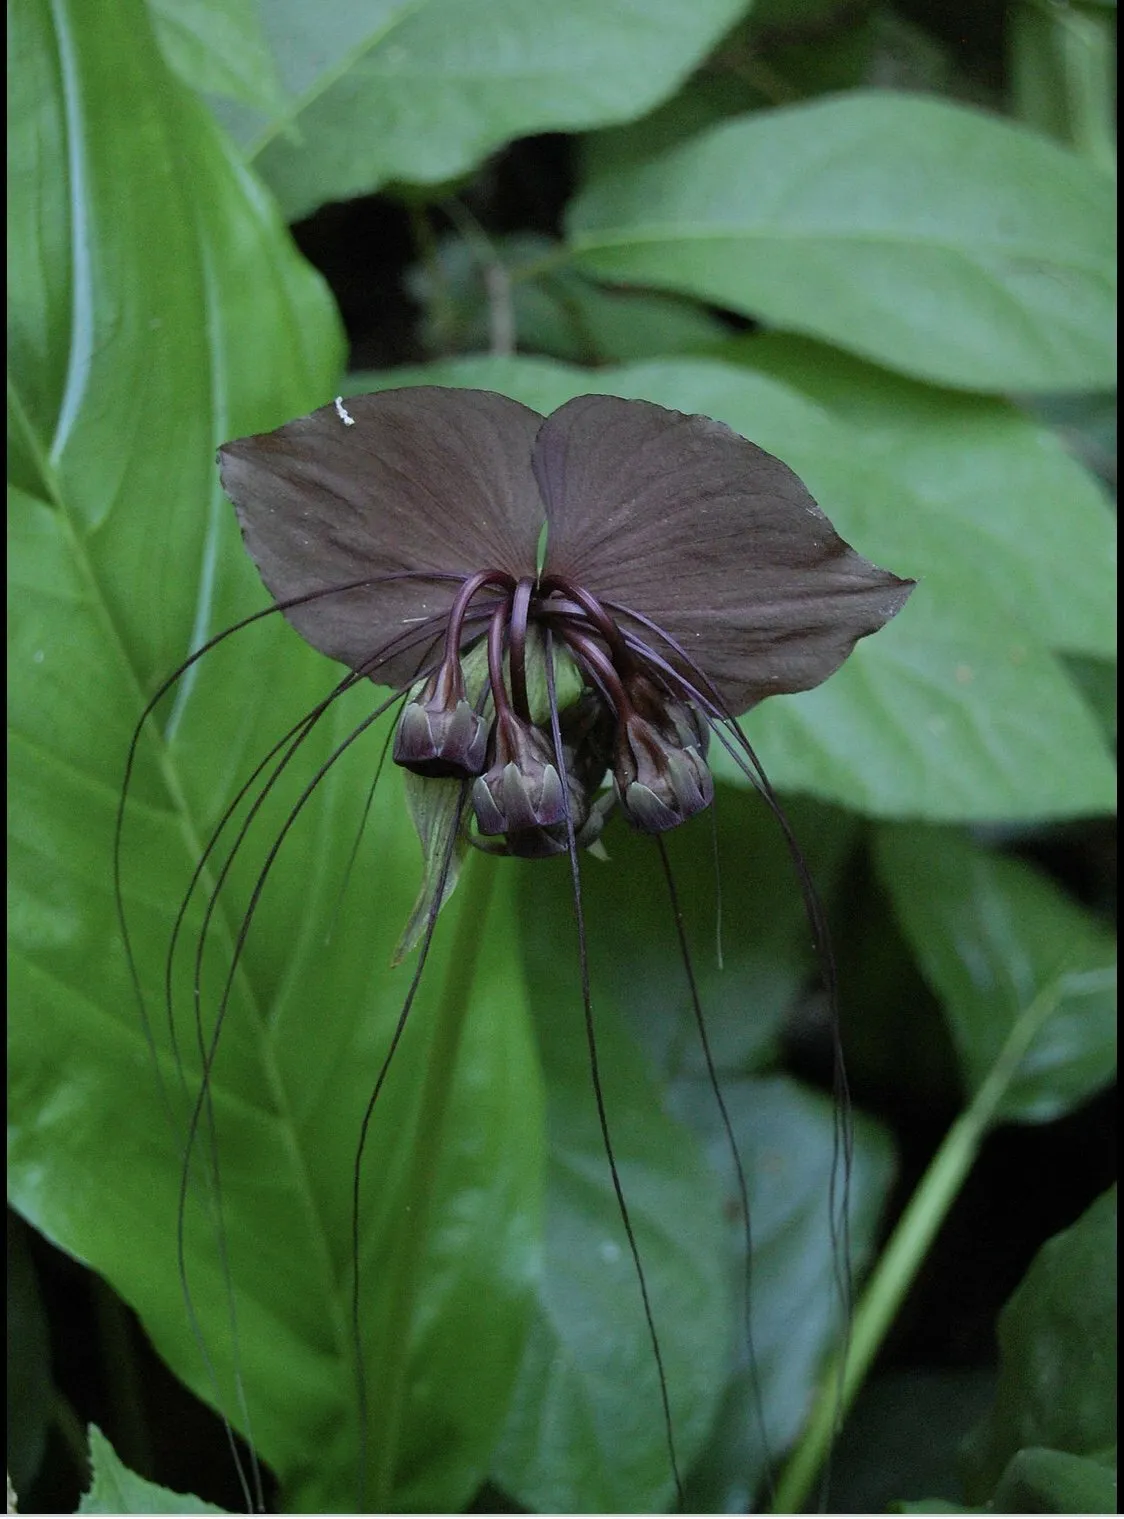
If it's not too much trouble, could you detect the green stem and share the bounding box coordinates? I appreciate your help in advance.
[369,850,498,1506]
[773,974,1074,1514]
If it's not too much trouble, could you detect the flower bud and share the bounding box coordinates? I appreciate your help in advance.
[472,717,568,837]
[393,659,489,778]
[614,708,714,833]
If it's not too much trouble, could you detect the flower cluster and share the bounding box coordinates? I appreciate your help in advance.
[219,387,913,859]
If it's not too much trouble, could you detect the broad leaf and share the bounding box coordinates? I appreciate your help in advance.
[490,853,732,1513]
[350,354,1116,821]
[672,1077,896,1512]
[961,1188,1118,1501]
[570,787,858,1080]
[80,1426,227,1515]
[989,1446,1117,1514]
[218,0,756,221]
[489,788,893,1512]
[875,828,1117,1122]
[728,333,1118,661]
[567,92,1117,392]
[8,4,542,1513]
[147,0,285,115]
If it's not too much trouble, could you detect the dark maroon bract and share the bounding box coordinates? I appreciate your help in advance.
[219,386,914,858]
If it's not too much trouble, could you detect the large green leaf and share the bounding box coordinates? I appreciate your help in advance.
[874,828,1117,1123]
[566,92,1117,392]
[211,0,755,222]
[8,4,543,1512]
[495,863,732,1513]
[961,1188,1118,1502]
[490,817,891,1514]
[350,354,1116,821]
[728,333,1118,661]
[673,1077,895,1512]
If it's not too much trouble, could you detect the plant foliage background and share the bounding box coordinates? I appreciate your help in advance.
[7,0,1116,1514]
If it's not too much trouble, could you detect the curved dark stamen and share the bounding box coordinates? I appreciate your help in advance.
[174,692,397,1515]
[173,634,452,1514]
[177,614,445,1131]
[654,835,778,1511]
[174,688,405,1483]
[350,776,471,1512]
[168,667,364,1083]
[171,667,372,1518]
[117,568,481,1072]
[171,610,454,1125]
[543,630,685,1510]
[145,599,454,1106]
[607,616,855,1501]
[114,574,462,1509]
[507,577,535,723]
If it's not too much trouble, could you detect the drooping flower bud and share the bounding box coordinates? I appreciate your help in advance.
[393,658,489,779]
[471,714,572,854]
[613,701,714,834]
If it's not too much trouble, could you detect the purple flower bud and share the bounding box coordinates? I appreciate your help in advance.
[614,709,715,834]
[472,716,569,836]
[393,659,489,778]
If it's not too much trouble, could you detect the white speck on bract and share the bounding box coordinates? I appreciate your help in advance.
[334,396,356,427]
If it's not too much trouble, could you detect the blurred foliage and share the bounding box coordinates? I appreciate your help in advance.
[7,0,1115,1513]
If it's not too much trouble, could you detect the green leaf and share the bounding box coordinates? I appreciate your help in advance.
[224,0,757,222]
[874,828,1116,1122]
[147,0,286,115]
[79,1425,228,1514]
[727,334,1118,661]
[350,354,1116,821]
[567,92,1117,392]
[989,1445,1118,1514]
[8,4,541,1512]
[961,1188,1118,1501]
[559,785,858,1079]
[491,856,733,1512]
[672,1077,896,1512]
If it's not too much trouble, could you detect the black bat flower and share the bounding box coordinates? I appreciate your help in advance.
[219,387,913,860]
[121,384,914,1512]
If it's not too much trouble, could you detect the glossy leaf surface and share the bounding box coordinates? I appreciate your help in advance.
[875,827,1117,1122]
[567,92,1117,391]
[961,1188,1117,1501]
[214,0,756,221]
